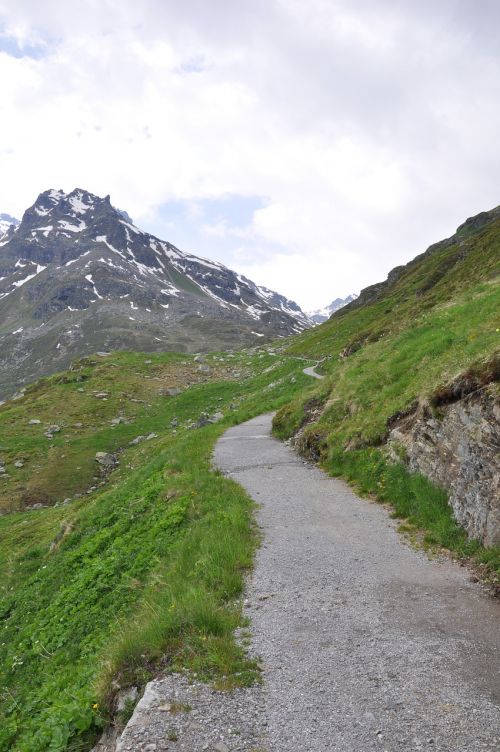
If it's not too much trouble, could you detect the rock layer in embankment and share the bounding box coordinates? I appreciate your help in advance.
[388,379,499,547]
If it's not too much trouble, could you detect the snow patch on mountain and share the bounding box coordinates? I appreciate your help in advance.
[0,213,20,241]
[308,294,359,324]
[59,219,87,232]
[68,192,94,215]
[11,264,46,289]
[0,187,314,398]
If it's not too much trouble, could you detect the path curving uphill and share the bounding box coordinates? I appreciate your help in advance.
[302,363,325,379]
[111,413,500,752]
[214,414,500,751]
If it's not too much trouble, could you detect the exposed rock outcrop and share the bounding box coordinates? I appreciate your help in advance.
[388,382,500,547]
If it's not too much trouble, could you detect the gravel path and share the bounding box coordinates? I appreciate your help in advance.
[214,414,500,751]
[112,413,500,752]
[302,363,324,379]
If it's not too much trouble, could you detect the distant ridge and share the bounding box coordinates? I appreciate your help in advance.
[308,294,358,324]
[0,188,312,398]
[0,213,20,239]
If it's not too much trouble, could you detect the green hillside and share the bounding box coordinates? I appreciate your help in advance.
[0,349,314,751]
[0,206,498,750]
[274,207,499,559]
[277,216,499,446]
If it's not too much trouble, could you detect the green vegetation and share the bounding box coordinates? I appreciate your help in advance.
[276,285,499,446]
[274,211,500,574]
[0,350,312,751]
[1,208,499,750]
[326,448,494,563]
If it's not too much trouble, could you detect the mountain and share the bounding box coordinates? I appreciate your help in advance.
[308,293,358,324]
[277,202,500,546]
[0,212,20,239]
[1,201,498,747]
[0,188,312,399]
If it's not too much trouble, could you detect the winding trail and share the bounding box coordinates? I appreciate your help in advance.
[302,362,325,379]
[214,414,500,751]
[113,413,500,752]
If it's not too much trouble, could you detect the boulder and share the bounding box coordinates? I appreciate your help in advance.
[129,435,145,446]
[95,452,119,468]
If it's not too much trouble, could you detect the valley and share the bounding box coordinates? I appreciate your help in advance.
[0,201,498,751]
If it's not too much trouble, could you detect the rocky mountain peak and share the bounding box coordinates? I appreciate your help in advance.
[308,294,359,324]
[0,187,312,398]
[22,188,111,228]
[1,188,170,278]
[0,212,20,240]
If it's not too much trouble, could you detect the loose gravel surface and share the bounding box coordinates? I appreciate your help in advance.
[113,413,500,752]
[112,673,266,752]
[302,364,324,379]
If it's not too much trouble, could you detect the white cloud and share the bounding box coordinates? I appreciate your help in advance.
[1,1,500,309]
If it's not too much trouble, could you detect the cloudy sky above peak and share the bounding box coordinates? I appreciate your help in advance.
[1,1,500,310]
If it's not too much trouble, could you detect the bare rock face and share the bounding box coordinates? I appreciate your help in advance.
[0,188,312,400]
[388,384,500,547]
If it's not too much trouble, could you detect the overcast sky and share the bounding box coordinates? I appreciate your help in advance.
[1,1,500,310]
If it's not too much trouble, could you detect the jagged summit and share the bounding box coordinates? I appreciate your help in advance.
[0,212,20,239]
[308,294,359,324]
[0,188,312,398]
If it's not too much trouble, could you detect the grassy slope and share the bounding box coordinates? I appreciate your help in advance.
[0,349,313,751]
[273,211,500,571]
[1,210,499,751]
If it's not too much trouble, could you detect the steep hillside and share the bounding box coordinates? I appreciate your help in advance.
[0,189,311,399]
[275,204,500,546]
